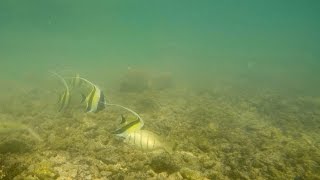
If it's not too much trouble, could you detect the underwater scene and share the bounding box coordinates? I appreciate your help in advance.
[1,1,320,180]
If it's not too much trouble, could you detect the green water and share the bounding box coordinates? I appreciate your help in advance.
[1,1,319,86]
[0,1,320,179]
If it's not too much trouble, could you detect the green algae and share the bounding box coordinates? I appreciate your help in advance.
[31,161,57,179]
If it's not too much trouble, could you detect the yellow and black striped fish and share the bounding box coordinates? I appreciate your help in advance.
[82,85,106,113]
[73,76,106,113]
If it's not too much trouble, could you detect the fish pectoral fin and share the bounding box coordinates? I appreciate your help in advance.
[120,115,126,125]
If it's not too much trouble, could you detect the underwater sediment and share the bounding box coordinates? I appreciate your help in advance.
[0,72,319,180]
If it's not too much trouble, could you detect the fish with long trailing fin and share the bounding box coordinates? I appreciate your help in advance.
[77,77,107,113]
[50,71,71,112]
[66,74,144,119]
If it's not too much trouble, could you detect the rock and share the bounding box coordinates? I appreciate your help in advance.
[54,162,78,179]
[150,153,180,174]
[156,172,168,179]
[49,154,68,165]
[180,168,207,180]
[168,172,183,180]
[146,170,156,177]
[100,171,112,177]
[31,161,57,179]
[0,140,31,154]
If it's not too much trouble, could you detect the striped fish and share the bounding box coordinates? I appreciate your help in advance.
[82,85,106,113]
[50,72,71,112]
[113,115,143,137]
[69,75,143,117]
[124,130,172,153]
[74,76,106,113]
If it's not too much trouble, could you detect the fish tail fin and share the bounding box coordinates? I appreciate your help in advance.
[120,115,126,125]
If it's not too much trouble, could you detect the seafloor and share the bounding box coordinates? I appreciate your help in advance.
[0,71,319,180]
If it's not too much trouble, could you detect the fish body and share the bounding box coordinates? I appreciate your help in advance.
[124,130,171,153]
[83,85,106,113]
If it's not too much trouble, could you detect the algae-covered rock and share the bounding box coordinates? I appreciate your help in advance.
[180,167,208,180]
[29,161,57,179]
[168,172,183,180]
[100,170,112,177]
[0,165,6,179]
[150,153,180,174]
[54,163,78,179]
[0,140,31,154]
[0,156,28,180]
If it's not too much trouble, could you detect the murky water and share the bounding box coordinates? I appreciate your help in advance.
[0,1,319,179]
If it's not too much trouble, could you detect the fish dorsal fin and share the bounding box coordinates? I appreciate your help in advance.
[49,71,69,92]
[120,115,126,125]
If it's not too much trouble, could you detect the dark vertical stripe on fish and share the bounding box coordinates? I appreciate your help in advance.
[96,91,106,112]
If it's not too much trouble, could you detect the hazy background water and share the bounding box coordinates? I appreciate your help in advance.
[1,0,319,94]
